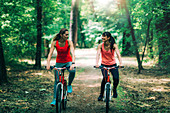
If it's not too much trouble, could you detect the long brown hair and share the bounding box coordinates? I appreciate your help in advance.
[102,32,116,52]
[53,28,68,41]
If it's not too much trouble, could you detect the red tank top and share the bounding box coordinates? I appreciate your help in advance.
[56,40,72,63]
[101,43,116,65]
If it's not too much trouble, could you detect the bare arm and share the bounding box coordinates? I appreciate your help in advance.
[68,40,75,70]
[114,44,123,66]
[46,41,56,70]
[96,44,102,67]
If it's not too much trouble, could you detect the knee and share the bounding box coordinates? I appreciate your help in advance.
[54,80,58,85]
[114,79,119,83]
[69,69,76,74]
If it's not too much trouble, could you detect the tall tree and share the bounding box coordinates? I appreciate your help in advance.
[157,0,170,67]
[123,0,142,73]
[0,0,7,84]
[70,0,79,48]
[34,0,42,68]
[0,36,7,85]
[148,28,154,59]
[141,18,152,67]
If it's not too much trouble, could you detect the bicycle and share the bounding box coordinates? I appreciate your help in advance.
[94,65,124,113]
[48,66,68,113]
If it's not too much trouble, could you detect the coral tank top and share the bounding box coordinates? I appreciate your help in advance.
[101,43,116,65]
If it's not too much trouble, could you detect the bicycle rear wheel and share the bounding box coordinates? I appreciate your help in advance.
[56,83,62,113]
[106,83,110,113]
[62,80,67,110]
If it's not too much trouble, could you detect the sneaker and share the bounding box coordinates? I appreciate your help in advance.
[113,90,118,98]
[67,85,72,93]
[51,99,56,106]
[98,95,103,101]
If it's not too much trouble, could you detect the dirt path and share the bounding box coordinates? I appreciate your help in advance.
[63,49,128,112]
[0,48,169,113]
[42,49,169,113]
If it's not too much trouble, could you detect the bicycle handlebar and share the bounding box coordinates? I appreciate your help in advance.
[45,66,76,70]
[94,65,124,70]
[45,66,67,70]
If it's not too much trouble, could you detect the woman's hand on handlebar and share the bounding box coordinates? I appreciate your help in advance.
[70,64,75,70]
[95,64,100,68]
[46,64,50,70]
[119,64,124,68]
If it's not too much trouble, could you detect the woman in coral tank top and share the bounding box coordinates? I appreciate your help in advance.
[46,28,76,106]
[95,32,123,101]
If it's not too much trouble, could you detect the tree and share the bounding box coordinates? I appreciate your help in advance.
[70,0,79,48]
[141,18,152,67]
[157,0,170,68]
[123,0,142,73]
[0,36,7,85]
[34,0,42,68]
[118,0,158,73]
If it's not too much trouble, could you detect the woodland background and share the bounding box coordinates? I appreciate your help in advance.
[0,0,169,82]
[0,0,169,113]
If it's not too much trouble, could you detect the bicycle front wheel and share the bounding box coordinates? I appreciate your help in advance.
[62,80,67,110]
[56,83,62,113]
[106,84,110,113]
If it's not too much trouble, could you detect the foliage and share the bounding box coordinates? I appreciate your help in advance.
[1,0,71,64]
[1,0,37,63]
[1,0,169,71]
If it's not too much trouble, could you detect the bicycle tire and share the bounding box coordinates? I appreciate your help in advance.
[106,84,110,113]
[62,80,67,110]
[56,83,62,113]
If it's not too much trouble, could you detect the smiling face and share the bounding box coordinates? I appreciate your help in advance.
[102,35,110,42]
[60,31,69,41]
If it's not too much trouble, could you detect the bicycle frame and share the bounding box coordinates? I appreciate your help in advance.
[54,67,67,101]
[102,67,114,101]
[94,66,118,100]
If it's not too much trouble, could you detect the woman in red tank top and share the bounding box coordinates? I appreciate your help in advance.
[95,32,123,101]
[46,28,76,106]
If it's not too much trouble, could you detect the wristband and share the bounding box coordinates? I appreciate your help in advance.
[72,62,75,64]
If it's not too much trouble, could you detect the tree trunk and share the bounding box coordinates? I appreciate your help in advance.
[34,0,42,69]
[0,36,8,85]
[70,0,79,48]
[149,28,154,59]
[69,0,74,41]
[141,18,152,69]
[124,0,141,73]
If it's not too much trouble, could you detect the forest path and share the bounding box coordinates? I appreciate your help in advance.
[39,48,169,113]
[0,49,169,113]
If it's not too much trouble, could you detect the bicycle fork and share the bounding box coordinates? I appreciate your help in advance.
[103,83,112,101]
